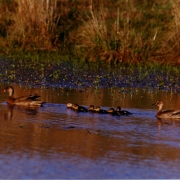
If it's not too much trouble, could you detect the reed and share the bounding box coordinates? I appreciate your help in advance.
[74,0,172,64]
[0,0,179,65]
[0,0,60,52]
[154,0,180,64]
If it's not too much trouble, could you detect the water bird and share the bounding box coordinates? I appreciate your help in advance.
[94,106,108,114]
[3,86,43,106]
[107,107,119,115]
[116,106,132,115]
[73,103,88,112]
[88,105,95,112]
[152,100,180,119]
[66,102,74,109]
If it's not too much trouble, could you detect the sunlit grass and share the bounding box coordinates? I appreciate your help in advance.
[0,0,179,65]
[0,1,180,94]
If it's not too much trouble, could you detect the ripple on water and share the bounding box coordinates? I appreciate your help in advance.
[1,87,180,179]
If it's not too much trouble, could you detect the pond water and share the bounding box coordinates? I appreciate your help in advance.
[0,85,180,179]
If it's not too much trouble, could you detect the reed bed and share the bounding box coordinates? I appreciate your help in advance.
[0,0,180,65]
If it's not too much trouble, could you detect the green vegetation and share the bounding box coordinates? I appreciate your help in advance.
[0,0,180,66]
[0,51,179,94]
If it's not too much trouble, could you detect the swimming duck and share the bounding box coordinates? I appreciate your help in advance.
[116,106,132,115]
[153,100,180,119]
[94,106,108,114]
[107,107,119,115]
[88,105,95,112]
[73,103,88,112]
[66,103,74,109]
[107,107,115,114]
[3,86,43,106]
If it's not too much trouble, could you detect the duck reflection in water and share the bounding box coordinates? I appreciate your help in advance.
[3,104,14,120]
[3,104,39,120]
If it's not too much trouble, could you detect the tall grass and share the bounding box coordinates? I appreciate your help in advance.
[74,0,172,64]
[1,0,60,51]
[0,0,179,65]
[154,0,180,64]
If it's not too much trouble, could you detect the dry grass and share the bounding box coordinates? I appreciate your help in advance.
[0,0,180,65]
[0,0,60,52]
[154,0,180,64]
[74,0,162,64]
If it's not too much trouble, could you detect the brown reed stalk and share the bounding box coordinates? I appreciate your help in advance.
[0,0,176,65]
[154,0,180,64]
[74,0,151,64]
[4,0,60,51]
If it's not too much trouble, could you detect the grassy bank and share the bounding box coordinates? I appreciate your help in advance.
[0,0,180,65]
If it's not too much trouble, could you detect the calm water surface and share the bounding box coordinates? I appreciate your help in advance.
[0,85,180,179]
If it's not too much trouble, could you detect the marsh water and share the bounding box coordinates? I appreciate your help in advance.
[0,85,180,179]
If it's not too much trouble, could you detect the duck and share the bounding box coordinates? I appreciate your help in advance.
[88,105,95,112]
[152,100,180,119]
[107,107,115,114]
[94,106,108,114]
[73,103,88,112]
[66,103,74,109]
[116,106,132,115]
[3,86,43,106]
[107,107,119,115]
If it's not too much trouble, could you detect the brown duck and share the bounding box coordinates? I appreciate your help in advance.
[73,103,88,112]
[153,100,180,119]
[107,107,119,115]
[94,106,108,114]
[66,103,74,109]
[116,106,132,115]
[88,105,95,112]
[3,86,43,106]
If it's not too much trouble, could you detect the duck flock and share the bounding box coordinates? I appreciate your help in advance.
[66,103,132,116]
[3,86,180,119]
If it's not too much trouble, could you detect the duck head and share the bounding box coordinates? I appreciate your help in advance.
[152,101,164,111]
[3,86,14,96]
[73,103,79,110]
[116,106,121,112]
[88,105,94,111]
[107,107,115,113]
[67,103,73,108]
[94,106,100,112]
[152,100,164,107]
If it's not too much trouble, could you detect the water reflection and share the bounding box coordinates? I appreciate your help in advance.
[0,85,180,178]
[3,104,14,120]
[3,104,40,121]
